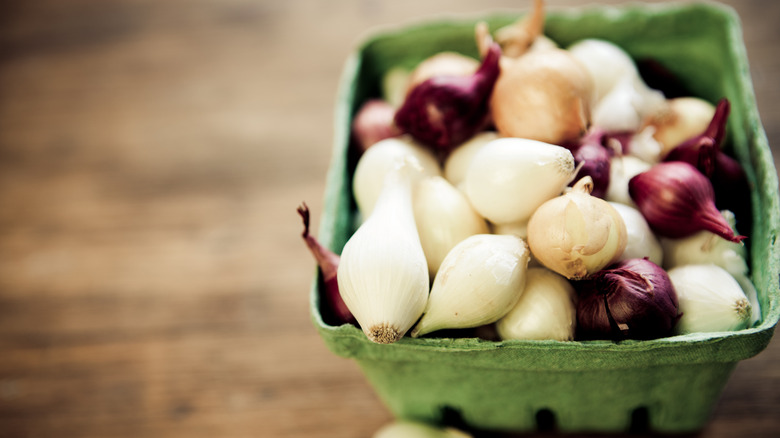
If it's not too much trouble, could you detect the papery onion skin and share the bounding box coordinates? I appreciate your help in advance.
[527,177,627,280]
[575,258,680,340]
[628,161,745,243]
[494,0,545,58]
[394,43,501,153]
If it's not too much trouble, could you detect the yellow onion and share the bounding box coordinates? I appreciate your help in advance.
[490,48,594,145]
[527,176,627,280]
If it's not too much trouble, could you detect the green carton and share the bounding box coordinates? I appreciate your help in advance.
[310,2,780,434]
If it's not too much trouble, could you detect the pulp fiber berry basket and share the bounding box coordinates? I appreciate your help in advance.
[310,2,780,434]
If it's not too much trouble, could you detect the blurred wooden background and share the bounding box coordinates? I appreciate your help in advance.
[0,1,777,437]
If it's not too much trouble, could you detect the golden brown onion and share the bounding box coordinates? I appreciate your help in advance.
[490,49,594,145]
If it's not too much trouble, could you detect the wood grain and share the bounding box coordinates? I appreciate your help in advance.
[0,1,778,437]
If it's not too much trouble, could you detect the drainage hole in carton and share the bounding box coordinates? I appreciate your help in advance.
[440,405,468,430]
[629,406,650,433]
[535,408,556,432]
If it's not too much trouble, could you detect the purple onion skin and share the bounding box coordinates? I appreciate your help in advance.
[604,131,633,155]
[712,152,753,239]
[394,43,502,154]
[575,258,681,341]
[628,161,746,243]
[708,98,729,146]
[661,98,751,230]
[663,136,717,178]
[563,129,612,198]
[663,98,730,178]
[297,204,356,326]
[637,58,689,99]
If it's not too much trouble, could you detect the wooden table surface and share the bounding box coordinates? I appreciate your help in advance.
[0,1,777,437]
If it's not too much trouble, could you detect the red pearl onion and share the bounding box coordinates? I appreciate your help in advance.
[662,98,752,227]
[628,161,745,243]
[663,98,730,176]
[351,99,402,155]
[297,203,355,325]
[394,43,501,154]
[575,258,681,340]
[636,58,689,99]
[663,135,718,177]
[604,131,632,155]
[563,128,612,199]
